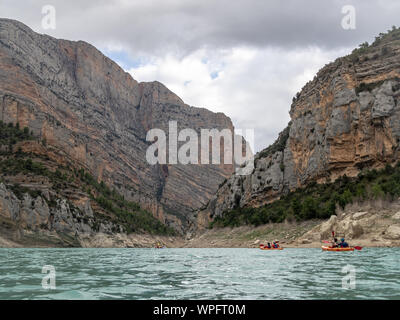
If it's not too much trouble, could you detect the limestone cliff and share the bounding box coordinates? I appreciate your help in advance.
[199,27,400,227]
[0,182,98,247]
[0,18,234,233]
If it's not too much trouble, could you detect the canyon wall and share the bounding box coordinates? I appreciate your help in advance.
[198,29,400,228]
[0,18,234,232]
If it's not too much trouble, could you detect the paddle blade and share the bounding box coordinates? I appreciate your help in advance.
[354,246,363,250]
[322,240,331,244]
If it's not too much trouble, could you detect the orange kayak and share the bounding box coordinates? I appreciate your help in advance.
[321,246,354,252]
[260,247,283,250]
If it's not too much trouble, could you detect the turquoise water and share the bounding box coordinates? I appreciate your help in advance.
[0,248,399,300]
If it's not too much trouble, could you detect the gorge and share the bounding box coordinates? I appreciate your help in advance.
[1,18,400,247]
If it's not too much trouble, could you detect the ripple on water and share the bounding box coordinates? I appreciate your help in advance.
[0,248,399,299]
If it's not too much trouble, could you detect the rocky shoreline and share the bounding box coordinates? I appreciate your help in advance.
[2,199,399,248]
[187,200,400,248]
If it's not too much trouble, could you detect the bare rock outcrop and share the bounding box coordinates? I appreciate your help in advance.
[0,182,114,246]
[296,199,400,245]
[384,225,400,240]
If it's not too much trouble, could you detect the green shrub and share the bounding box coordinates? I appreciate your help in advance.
[0,122,33,148]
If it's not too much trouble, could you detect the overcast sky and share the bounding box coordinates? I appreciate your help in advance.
[1,0,399,151]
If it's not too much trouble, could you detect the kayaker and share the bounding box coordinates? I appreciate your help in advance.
[266,242,272,249]
[272,241,279,248]
[331,238,339,248]
[339,238,349,248]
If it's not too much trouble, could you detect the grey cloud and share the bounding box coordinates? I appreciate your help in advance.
[1,0,398,152]
[1,0,399,57]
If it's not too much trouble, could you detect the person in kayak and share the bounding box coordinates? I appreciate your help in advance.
[272,241,279,248]
[339,238,349,248]
[266,242,272,249]
[331,237,339,248]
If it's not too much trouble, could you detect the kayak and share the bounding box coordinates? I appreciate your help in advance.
[321,246,354,252]
[260,247,283,250]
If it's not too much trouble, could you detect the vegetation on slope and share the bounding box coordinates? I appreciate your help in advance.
[210,163,400,228]
[256,124,291,161]
[77,168,175,235]
[348,25,400,62]
[0,121,175,235]
[0,121,33,151]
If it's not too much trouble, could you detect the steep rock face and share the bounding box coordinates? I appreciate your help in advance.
[199,30,400,227]
[0,19,234,232]
[0,182,110,246]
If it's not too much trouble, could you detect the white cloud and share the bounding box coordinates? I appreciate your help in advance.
[128,46,350,151]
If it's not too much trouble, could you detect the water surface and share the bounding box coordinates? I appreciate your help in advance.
[0,248,399,299]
